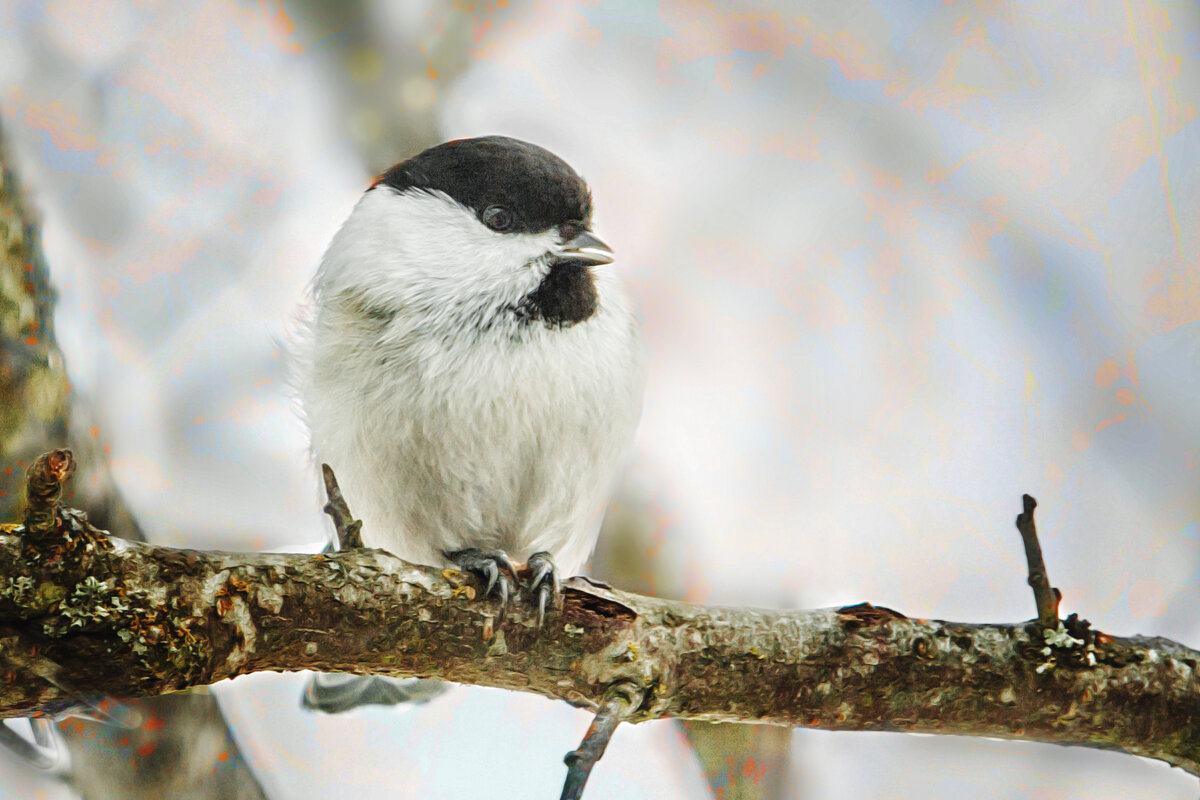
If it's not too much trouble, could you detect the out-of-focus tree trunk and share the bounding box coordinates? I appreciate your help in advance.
[0,130,67,511]
[285,0,476,172]
[0,130,268,800]
[679,721,793,800]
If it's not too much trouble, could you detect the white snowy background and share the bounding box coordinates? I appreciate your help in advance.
[0,1,1198,797]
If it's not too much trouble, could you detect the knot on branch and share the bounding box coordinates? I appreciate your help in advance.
[836,602,907,629]
[561,580,637,630]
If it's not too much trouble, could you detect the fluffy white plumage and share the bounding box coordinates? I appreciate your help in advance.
[297,185,643,577]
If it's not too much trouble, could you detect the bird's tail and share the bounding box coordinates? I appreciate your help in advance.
[301,673,449,714]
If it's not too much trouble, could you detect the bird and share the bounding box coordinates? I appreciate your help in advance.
[294,136,644,710]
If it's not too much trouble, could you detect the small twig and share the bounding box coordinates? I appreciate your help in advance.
[1016,494,1059,628]
[559,681,643,800]
[321,464,363,550]
[23,449,74,538]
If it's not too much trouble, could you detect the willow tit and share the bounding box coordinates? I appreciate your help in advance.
[297,136,643,631]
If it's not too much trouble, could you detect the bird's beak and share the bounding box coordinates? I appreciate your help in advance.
[558,231,614,265]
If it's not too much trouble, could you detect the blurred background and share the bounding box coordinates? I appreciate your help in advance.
[0,0,1198,797]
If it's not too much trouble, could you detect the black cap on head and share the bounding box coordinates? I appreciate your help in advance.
[373,136,593,234]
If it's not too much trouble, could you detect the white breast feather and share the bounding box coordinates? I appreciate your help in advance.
[295,189,643,576]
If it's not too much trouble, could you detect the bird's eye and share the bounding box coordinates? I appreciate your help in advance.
[482,206,514,232]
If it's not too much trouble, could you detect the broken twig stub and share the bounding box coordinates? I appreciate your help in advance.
[1016,494,1060,629]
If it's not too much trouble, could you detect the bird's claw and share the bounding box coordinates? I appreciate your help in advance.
[446,548,516,619]
[446,549,562,627]
[527,551,561,628]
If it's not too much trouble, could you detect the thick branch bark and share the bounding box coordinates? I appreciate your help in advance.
[1,497,1197,778]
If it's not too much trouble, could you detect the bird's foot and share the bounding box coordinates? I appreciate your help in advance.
[526,551,561,628]
[446,548,516,619]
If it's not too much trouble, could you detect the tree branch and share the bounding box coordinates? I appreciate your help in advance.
[1,455,1198,783]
